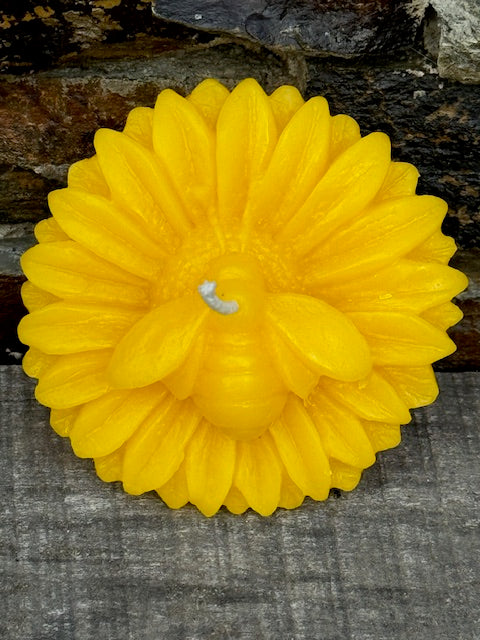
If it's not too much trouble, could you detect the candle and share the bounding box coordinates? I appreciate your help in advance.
[18,78,468,516]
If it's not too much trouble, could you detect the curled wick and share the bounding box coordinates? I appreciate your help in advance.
[198,280,239,315]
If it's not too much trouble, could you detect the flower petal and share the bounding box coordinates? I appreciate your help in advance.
[408,230,457,264]
[21,241,148,307]
[269,396,331,500]
[318,259,468,314]
[95,128,189,240]
[18,302,141,354]
[278,470,305,510]
[321,370,411,424]
[35,350,112,409]
[217,78,277,225]
[22,347,56,378]
[329,114,361,160]
[268,84,304,131]
[266,293,372,381]
[420,302,463,329]
[185,420,236,516]
[278,132,391,253]
[70,385,165,458]
[122,397,201,495]
[50,407,79,437]
[247,97,331,233]
[48,188,165,279]
[234,433,282,516]
[156,462,189,510]
[305,195,447,287]
[34,217,69,243]
[346,311,456,366]
[94,445,126,482]
[20,281,58,312]
[329,459,362,491]
[361,421,402,452]
[153,89,216,226]
[380,365,438,408]
[67,156,109,198]
[224,487,249,515]
[307,390,376,468]
[376,162,419,200]
[187,78,230,128]
[108,294,208,388]
[123,106,154,147]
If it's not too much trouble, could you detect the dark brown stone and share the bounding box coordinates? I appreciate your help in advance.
[0,43,301,222]
[152,0,425,56]
[0,0,212,73]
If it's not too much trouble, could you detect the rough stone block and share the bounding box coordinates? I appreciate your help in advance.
[152,0,427,56]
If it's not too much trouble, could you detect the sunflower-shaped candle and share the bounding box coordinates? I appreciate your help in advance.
[18,78,467,516]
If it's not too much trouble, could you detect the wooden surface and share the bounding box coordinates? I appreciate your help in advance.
[1,366,479,640]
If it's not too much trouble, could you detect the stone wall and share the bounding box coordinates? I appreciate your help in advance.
[0,0,479,367]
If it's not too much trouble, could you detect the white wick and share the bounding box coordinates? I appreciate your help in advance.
[198,280,239,315]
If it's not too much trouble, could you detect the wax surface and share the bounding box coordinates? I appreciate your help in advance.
[18,78,468,516]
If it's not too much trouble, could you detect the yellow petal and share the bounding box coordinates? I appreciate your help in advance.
[234,433,282,516]
[48,188,165,279]
[321,259,468,314]
[322,370,411,424]
[187,78,230,128]
[266,293,372,381]
[307,390,376,469]
[217,78,277,225]
[278,470,305,510]
[329,114,361,160]
[268,84,304,131]
[185,420,235,516]
[34,217,69,243]
[18,302,141,354]
[269,396,331,500]
[94,445,126,482]
[347,311,456,366]
[94,128,189,241]
[408,230,457,264]
[122,397,200,494]
[20,281,58,313]
[362,421,402,452]
[380,365,438,408]
[50,407,79,437]
[306,195,447,287]
[123,106,154,147]
[22,347,56,378]
[35,350,112,409]
[21,241,148,307]
[70,384,165,458]
[420,301,464,329]
[376,162,419,200]
[224,487,249,515]
[108,294,208,388]
[278,132,391,252]
[156,462,189,510]
[67,156,109,198]
[329,459,362,491]
[152,89,216,227]
[247,97,331,233]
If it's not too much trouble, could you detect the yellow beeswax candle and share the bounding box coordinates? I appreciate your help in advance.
[18,78,468,516]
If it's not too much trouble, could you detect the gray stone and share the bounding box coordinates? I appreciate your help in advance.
[152,0,427,56]
[1,366,479,639]
[429,0,480,83]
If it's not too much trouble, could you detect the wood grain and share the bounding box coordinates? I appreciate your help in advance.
[1,366,478,640]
